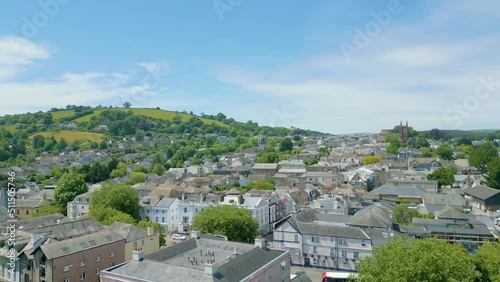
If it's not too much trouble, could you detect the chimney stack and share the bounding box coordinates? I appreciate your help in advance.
[132,248,145,262]
[147,226,154,237]
[255,236,266,248]
[191,230,201,239]
[204,259,218,275]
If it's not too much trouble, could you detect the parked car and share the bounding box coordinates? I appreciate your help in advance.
[172,234,187,240]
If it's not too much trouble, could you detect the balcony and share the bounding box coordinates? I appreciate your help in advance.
[39,260,46,268]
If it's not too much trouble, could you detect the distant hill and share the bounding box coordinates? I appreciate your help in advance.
[52,108,229,127]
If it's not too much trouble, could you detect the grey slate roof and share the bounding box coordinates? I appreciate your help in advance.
[104,238,286,282]
[214,247,285,282]
[40,229,125,259]
[371,186,426,197]
[435,206,468,220]
[26,218,105,241]
[347,205,392,228]
[294,208,319,223]
[464,185,500,200]
[14,214,66,231]
[108,222,151,243]
[291,218,370,239]
[146,238,198,262]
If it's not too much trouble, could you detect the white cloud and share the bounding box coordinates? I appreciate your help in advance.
[138,60,169,75]
[214,32,500,133]
[377,46,458,67]
[0,35,51,80]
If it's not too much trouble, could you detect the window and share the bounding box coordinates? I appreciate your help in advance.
[339,238,346,245]
[80,272,86,280]
[162,217,165,223]
[64,278,70,282]
[110,251,115,258]
[312,236,320,243]
[155,217,158,222]
[330,248,335,256]
[134,242,138,248]
[64,265,70,272]
[162,210,165,213]
[183,216,189,224]
[280,261,287,273]
[313,247,318,254]
[111,262,115,267]
[294,235,299,242]
[341,250,347,257]
[361,240,367,247]
[184,208,187,213]
[80,260,86,267]
[96,256,101,262]
[313,258,318,264]
[26,210,29,215]
[96,268,101,275]
[354,252,359,259]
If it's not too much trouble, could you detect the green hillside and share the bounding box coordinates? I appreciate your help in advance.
[54,108,228,127]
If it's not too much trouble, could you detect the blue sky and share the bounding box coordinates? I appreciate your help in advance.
[1,0,499,134]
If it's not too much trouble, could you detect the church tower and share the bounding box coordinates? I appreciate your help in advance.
[400,120,409,143]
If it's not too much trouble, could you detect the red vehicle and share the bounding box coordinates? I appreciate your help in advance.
[321,272,358,282]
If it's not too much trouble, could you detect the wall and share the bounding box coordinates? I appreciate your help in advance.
[49,239,125,282]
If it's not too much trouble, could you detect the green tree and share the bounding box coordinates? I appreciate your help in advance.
[386,139,401,154]
[58,137,68,150]
[279,138,293,152]
[33,205,63,217]
[475,241,500,282]
[53,172,88,215]
[192,205,258,242]
[427,166,457,187]
[129,172,146,185]
[436,145,454,161]
[89,183,140,220]
[151,164,166,176]
[246,180,275,190]
[110,162,127,178]
[123,101,132,108]
[88,205,136,225]
[255,152,279,163]
[133,165,149,173]
[415,136,430,148]
[469,142,499,172]
[137,221,166,247]
[356,237,480,282]
[483,157,500,189]
[362,156,382,165]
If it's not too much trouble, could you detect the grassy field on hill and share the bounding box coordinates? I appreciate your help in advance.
[31,130,104,143]
[52,108,228,127]
[3,125,18,133]
[51,110,77,120]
